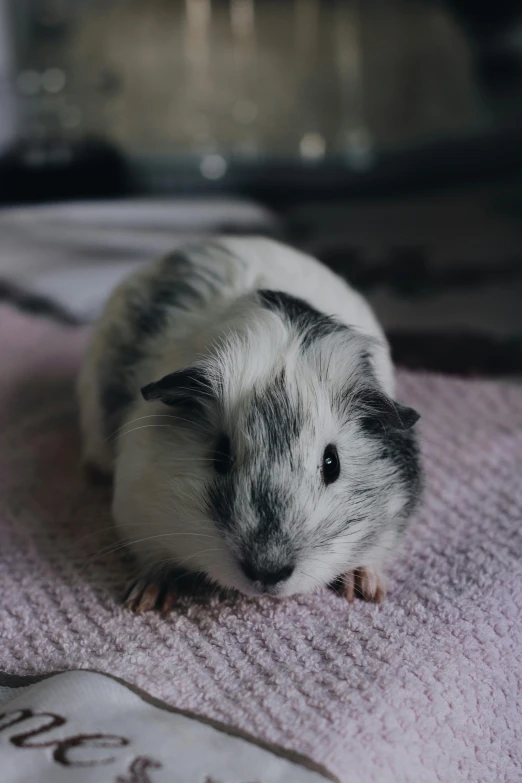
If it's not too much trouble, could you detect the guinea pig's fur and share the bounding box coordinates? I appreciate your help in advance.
[78,237,421,603]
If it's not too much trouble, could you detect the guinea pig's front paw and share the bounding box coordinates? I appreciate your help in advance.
[123,576,179,616]
[342,566,385,604]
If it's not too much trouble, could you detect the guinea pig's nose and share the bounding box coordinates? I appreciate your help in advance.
[241,561,294,586]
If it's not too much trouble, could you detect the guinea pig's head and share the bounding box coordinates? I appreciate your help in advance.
[140,290,422,597]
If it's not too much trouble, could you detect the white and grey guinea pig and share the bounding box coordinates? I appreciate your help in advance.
[77,236,422,612]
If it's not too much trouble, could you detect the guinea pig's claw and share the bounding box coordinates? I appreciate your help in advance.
[123,578,178,615]
[159,588,179,616]
[124,580,159,614]
[342,567,385,604]
[342,571,355,603]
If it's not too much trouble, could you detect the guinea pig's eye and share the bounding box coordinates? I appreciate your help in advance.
[322,444,340,485]
[214,434,233,475]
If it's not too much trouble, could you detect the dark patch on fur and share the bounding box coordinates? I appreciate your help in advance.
[99,335,145,437]
[164,247,229,293]
[101,381,136,419]
[99,249,221,438]
[208,470,292,571]
[361,418,423,520]
[389,428,423,518]
[206,475,237,534]
[248,370,303,463]
[204,240,245,267]
[128,260,201,341]
[258,289,347,349]
[358,350,374,377]
[250,480,288,543]
[337,354,422,524]
[99,329,144,436]
[241,480,294,577]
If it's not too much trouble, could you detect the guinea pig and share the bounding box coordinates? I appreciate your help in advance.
[77,236,422,612]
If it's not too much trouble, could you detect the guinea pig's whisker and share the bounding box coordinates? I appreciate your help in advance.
[176,547,224,563]
[166,457,215,463]
[165,502,207,529]
[299,570,324,591]
[83,540,151,563]
[127,559,195,582]
[238,425,250,443]
[310,527,364,549]
[146,548,223,575]
[308,557,336,569]
[164,488,208,516]
[146,564,213,588]
[158,529,218,541]
[90,517,222,562]
[165,492,206,512]
[106,414,185,442]
[167,506,208,530]
[112,422,201,442]
[162,509,209,528]
[71,521,148,546]
[132,558,176,576]
[86,531,217,563]
[169,566,207,583]
[141,528,218,544]
[169,472,207,481]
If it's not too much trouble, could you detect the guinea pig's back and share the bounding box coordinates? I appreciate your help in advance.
[218,236,385,343]
[217,236,394,395]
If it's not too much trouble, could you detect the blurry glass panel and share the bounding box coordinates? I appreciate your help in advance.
[3,0,521,168]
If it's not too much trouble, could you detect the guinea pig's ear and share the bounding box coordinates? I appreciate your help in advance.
[358,388,420,431]
[141,366,213,412]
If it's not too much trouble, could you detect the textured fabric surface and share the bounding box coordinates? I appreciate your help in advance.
[0,305,521,783]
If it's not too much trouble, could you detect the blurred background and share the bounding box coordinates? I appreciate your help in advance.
[1,0,522,372]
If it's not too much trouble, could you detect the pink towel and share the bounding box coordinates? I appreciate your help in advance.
[0,305,520,783]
